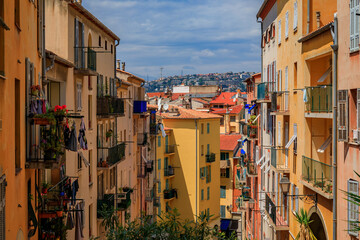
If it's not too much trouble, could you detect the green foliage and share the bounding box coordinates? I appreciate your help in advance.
[99,207,236,240]
[293,208,317,240]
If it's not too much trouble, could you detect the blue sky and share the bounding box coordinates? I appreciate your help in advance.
[83,0,263,80]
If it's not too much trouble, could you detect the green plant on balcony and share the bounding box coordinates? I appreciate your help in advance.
[40,125,65,160]
[248,115,257,126]
[106,130,113,142]
[33,105,68,125]
[325,183,332,194]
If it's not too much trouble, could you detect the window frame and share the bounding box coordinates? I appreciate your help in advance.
[350,0,360,52]
[285,11,289,39]
[348,179,359,236]
[220,186,226,198]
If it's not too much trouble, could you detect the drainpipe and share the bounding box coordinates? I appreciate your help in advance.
[42,0,46,83]
[307,0,311,34]
[114,39,120,212]
[114,39,121,86]
[331,13,338,240]
[256,16,264,240]
[195,120,198,223]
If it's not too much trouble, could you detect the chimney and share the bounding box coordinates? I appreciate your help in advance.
[116,60,121,69]
[122,62,126,71]
[316,11,321,29]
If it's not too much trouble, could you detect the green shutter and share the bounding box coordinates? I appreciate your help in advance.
[158,181,161,193]
[201,189,204,200]
[166,179,169,190]
[158,136,161,147]
[207,123,210,133]
[158,159,161,170]
[207,144,210,155]
[226,168,230,178]
[207,187,210,200]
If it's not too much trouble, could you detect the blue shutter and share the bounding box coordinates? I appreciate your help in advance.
[74,18,79,67]
[207,144,210,155]
[220,205,226,218]
[158,181,161,193]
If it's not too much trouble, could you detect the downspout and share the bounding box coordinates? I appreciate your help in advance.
[114,39,120,212]
[256,16,263,240]
[331,14,338,240]
[42,0,46,83]
[195,119,198,223]
[114,39,121,86]
[307,0,310,34]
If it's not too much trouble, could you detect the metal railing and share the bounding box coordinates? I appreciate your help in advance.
[164,166,175,177]
[137,133,148,145]
[165,145,176,154]
[302,156,333,194]
[163,188,177,200]
[271,147,289,171]
[97,143,126,167]
[117,190,132,211]
[265,194,288,227]
[247,125,258,139]
[305,85,332,113]
[257,82,276,100]
[271,91,290,113]
[97,97,124,116]
[206,153,216,163]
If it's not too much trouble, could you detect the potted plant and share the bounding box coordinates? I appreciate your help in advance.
[106,130,113,141]
[30,85,41,96]
[53,105,68,122]
[42,182,51,194]
[40,125,65,160]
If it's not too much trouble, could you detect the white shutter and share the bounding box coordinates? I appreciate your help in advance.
[357,89,360,129]
[278,20,281,44]
[351,0,355,51]
[348,180,359,236]
[278,121,281,146]
[279,69,282,92]
[293,1,298,30]
[285,11,289,38]
[356,1,360,49]
[274,61,277,93]
[338,90,348,141]
[295,186,299,212]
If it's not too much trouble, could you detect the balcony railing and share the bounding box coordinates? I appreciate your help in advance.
[97,97,125,116]
[74,47,97,75]
[137,133,148,145]
[235,168,246,189]
[206,153,216,163]
[271,147,289,172]
[302,156,333,195]
[271,91,290,114]
[153,197,160,207]
[137,163,147,178]
[117,189,132,211]
[87,48,96,71]
[265,194,288,228]
[164,166,175,177]
[247,125,258,139]
[246,161,257,176]
[97,194,114,219]
[257,82,276,100]
[305,85,332,113]
[164,188,177,200]
[133,100,147,113]
[97,143,125,168]
[145,188,154,202]
[165,145,176,154]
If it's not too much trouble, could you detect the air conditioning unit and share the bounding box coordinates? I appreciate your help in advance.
[353,129,359,142]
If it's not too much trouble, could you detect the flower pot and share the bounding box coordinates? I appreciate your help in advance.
[33,118,51,125]
[56,211,63,217]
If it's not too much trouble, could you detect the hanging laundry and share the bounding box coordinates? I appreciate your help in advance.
[67,122,78,152]
[37,100,43,114]
[71,179,79,205]
[75,204,84,240]
[303,88,308,103]
[66,212,74,230]
[78,118,88,150]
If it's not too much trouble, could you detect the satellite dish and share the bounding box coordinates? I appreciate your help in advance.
[163,104,169,111]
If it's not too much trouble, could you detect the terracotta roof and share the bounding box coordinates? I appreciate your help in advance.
[170,93,187,101]
[220,134,242,151]
[192,98,209,104]
[160,106,222,119]
[210,92,237,105]
[116,69,144,82]
[211,104,243,114]
[147,92,167,98]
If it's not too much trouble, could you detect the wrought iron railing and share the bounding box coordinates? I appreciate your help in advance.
[265,194,288,227]
[163,188,177,200]
[305,85,332,113]
[87,48,97,71]
[97,143,126,167]
[97,97,124,116]
[206,153,216,163]
[164,166,175,177]
[271,147,289,171]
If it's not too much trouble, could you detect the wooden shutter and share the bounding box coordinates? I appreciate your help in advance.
[278,121,281,146]
[74,18,79,67]
[285,11,289,38]
[338,90,348,141]
[293,1,298,30]
[81,22,85,68]
[348,180,359,236]
[278,20,281,44]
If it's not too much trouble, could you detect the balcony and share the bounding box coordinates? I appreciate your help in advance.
[137,163,147,178]
[165,145,176,155]
[97,194,114,219]
[133,100,147,114]
[271,91,290,115]
[164,166,175,178]
[235,197,247,211]
[271,147,289,173]
[257,82,276,102]
[246,161,257,176]
[117,189,132,211]
[145,188,154,202]
[241,188,251,201]
[301,156,333,199]
[265,194,289,231]
[206,153,216,163]
[305,85,332,118]
[163,188,177,201]
[235,169,246,189]
[153,197,160,207]
[146,160,154,173]
[137,133,148,145]
[74,47,98,76]
[97,97,125,117]
[97,143,125,168]
[247,125,258,139]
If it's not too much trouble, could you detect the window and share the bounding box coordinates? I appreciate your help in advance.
[158,203,161,216]
[348,180,359,236]
[206,166,211,183]
[207,123,210,133]
[207,208,210,217]
[220,168,230,178]
[15,0,20,28]
[221,152,229,160]
[278,121,281,146]
[338,90,348,141]
[201,189,204,200]
[89,150,92,183]
[285,11,289,39]
[77,153,82,170]
[201,145,204,156]
[220,186,226,198]
[230,116,236,122]
[158,136,161,147]
[77,82,82,111]
[278,20,281,44]
[89,204,93,237]
[105,40,108,50]
[207,144,210,155]
[220,205,226,218]
[350,0,359,52]
[74,19,85,68]
[200,167,205,178]
[201,123,204,134]
[158,159,161,170]
[88,95,92,129]
[99,36,101,46]
[158,181,161,193]
[293,1,298,31]
[220,118,224,125]
[207,187,210,200]
[357,89,360,130]
[165,179,169,190]
[294,62,297,89]
[15,79,20,170]
[110,168,115,189]
[111,44,113,54]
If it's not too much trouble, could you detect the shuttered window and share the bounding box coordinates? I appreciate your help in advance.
[207,187,210,200]
[201,189,204,200]
[278,121,281,146]
[220,186,226,198]
[338,90,348,141]
[220,205,226,218]
[348,180,359,236]
[285,11,289,39]
[295,186,299,212]
[77,82,82,111]
[207,123,210,133]
[357,89,360,129]
[350,0,360,52]
[0,175,6,240]
[278,20,281,44]
[293,1,298,30]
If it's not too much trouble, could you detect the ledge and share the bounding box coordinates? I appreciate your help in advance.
[304,112,333,119]
[299,179,333,200]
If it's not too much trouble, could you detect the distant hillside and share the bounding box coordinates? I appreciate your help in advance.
[144,71,255,93]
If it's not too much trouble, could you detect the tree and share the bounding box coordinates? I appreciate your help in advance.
[98,206,236,240]
[293,208,317,240]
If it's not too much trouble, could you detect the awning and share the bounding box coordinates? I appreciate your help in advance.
[285,135,297,149]
[233,140,242,158]
[79,151,90,167]
[317,67,331,83]
[220,160,229,169]
[256,155,265,165]
[220,219,231,231]
[317,136,332,153]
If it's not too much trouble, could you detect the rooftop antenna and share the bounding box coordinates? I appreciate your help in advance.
[160,67,164,81]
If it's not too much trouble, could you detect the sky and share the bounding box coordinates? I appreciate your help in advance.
[83,0,263,80]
